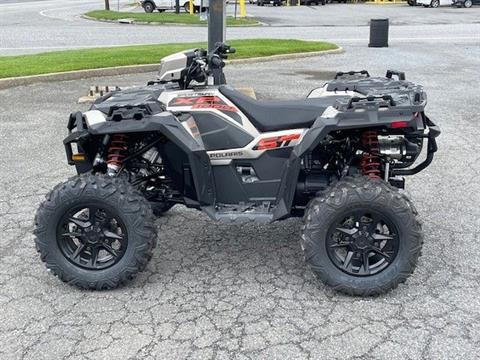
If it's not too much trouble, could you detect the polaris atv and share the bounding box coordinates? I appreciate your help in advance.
[34,43,440,296]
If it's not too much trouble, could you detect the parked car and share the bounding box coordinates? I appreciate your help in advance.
[141,0,209,13]
[416,0,451,7]
[302,0,326,4]
[257,0,282,5]
[452,0,478,6]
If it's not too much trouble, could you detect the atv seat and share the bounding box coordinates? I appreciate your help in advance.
[219,86,345,132]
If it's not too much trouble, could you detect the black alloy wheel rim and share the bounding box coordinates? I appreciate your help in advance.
[326,209,400,277]
[57,205,128,270]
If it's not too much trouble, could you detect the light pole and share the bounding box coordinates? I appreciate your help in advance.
[208,0,225,52]
[207,0,226,84]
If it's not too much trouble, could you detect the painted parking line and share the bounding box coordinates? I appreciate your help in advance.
[38,1,106,21]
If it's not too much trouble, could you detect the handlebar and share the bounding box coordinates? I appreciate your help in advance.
[209,54,225,69]
[182,42,235,87]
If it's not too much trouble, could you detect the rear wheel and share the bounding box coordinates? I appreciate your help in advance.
[143,1,155,12]
[431,0,440,7]
[34,174,157,290]
[301,176,423,296]
[464,0,472,7]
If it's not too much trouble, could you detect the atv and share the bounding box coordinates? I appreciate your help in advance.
[34,43,440,296]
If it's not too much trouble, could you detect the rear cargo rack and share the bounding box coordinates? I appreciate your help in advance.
[335,70,370,79]
[346,95,396,109]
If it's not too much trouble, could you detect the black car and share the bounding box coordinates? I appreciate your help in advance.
[453,0,478,7]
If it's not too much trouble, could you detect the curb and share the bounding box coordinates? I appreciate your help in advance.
[81,15,263,27]
[0,48,343,90]
[226,48,343,65]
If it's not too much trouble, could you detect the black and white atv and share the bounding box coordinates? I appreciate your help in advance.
[34,43,440,295]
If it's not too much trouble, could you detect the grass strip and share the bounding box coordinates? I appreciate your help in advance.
[85,10,260,26]
[0,39,338,79]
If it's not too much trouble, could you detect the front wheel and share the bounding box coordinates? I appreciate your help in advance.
[464,0,472,7]
[431,0,440,6]
[301,177,423,296]
[34,174,157,290]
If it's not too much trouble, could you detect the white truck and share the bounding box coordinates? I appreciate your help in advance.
[141,0,209,13]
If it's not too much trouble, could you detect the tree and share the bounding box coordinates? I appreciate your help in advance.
[105,0,110,10]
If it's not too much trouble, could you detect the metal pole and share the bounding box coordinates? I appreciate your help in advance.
[208,0,225,52]
[208,0,226,84]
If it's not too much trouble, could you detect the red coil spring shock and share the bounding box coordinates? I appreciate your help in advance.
[107,134,128,175]
[360,131,381,179]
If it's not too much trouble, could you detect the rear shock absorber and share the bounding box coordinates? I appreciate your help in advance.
[107,134,128,176]
[360,130,381,179]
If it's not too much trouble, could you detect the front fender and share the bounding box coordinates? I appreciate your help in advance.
[67,112,216,207]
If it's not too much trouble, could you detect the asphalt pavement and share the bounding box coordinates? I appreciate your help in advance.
[0,39,479,359]
[0,0,479,55]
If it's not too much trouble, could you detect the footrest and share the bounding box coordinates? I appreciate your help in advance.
[214,202,274,224]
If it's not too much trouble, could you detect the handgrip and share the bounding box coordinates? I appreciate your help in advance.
[209,55,225,68]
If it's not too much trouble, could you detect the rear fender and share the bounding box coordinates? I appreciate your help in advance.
[272,106,430,220]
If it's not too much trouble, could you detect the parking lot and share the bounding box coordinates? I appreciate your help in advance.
[0,0,479,55]
[1,35,479,358]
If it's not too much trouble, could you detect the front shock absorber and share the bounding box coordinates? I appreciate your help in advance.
[360,130,381,179]
[107,134,128,176]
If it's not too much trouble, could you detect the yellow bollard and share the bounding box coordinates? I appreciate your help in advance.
[189,0,194,15]
[239,0,246,18]
[297,0,301,5]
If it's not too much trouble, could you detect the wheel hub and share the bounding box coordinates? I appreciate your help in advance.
[85,230,101,244]
[353,231,372,249]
